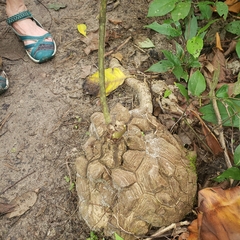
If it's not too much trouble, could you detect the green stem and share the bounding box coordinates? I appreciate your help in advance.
[99,0,111,124]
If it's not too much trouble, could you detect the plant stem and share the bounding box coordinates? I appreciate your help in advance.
[208,67,232,169]
[99,0,111,124]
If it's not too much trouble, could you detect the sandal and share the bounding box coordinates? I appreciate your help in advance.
[6,10,57,63]
[0,71,9,95]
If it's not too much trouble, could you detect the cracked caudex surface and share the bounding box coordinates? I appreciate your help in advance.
[76,103,197,239]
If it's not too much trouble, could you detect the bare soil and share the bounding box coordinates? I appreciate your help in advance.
[0,0,231,239]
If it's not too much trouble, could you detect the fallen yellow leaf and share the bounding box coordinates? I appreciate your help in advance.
[83,68,126,96]
[77,23,87,37]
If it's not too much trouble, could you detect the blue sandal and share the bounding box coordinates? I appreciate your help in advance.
[0,71,9,95]
[6,10,57,63]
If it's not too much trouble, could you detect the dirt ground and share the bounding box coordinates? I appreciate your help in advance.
[0,0,163,239]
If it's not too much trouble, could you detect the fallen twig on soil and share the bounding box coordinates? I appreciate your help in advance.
[0,170,36,195]
[105,36,132,57]
[144,221,190,240]
[0,112,13,131]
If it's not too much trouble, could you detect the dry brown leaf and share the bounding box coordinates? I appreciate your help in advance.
[186,219,198,240]
[228,2,240,13]
[212,48,226,83]
[224,40,237,56]
[190,187,240,240]
[225,0,238,5]
[108,18,122,25]
[215,32,223,51]
[204,61,215,74]
[112,52,123,62]
[225,0,240,13]
[191,110,223,156]
[79,30,109,55]
[187,187,240,240]
[200,34,227,83]
[0,203,15,216]
[6,191,37,218]
[80,65,92,79]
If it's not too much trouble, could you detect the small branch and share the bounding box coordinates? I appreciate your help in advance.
[144,221,190,240]
[0,170,36,195]
[105,36,132,57]
[207,68,232,168]
[0,112,13,131]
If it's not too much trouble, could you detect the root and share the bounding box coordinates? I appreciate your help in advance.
[109,58,153,115]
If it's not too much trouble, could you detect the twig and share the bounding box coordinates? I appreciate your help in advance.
[0,170,36,195]
[144,221,190,240]
[105,36,132,57]
[0,112,13,131]
[207,67,232,168]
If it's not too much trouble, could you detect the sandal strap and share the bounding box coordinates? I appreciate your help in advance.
[6,10,32,25]
[0,71,9,92]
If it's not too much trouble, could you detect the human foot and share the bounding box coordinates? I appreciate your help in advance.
[11,17,52,46]
[6,11,56,63]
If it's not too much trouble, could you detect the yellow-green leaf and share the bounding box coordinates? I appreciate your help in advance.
[77,24,87,37]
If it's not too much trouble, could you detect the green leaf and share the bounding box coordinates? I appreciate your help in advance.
[233,72,240,96]
[87,231,98,240]
[197,19,218,36]
[138,38,155,48]
[171,1,191,22]
[164,89,172,98]
[69,182,75,191]
[226,21,240,35]
[162,50,181,65]
[198,1,213,19]
[175,41,184,58]
[187,36,203,58]
[200,99,240,128]
[214,167,240,182]
[181,71,189,81]
[236,41,240,58]
[185,15,198,40]
[234,145,240,166]
[188,70,206,96]
[147,0,178,17]
[175,83,189,100]
[216,85,229,98]
[173,65,186,81]
[48,3,67,11]
[187,57,201,68]
[216,2,228,20]
[147,60,174,73]
[115,233,124,240]
[145,22,182,37]
[64,176,70,183]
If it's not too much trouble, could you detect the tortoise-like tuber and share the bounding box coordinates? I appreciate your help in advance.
[76,59,197,239]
